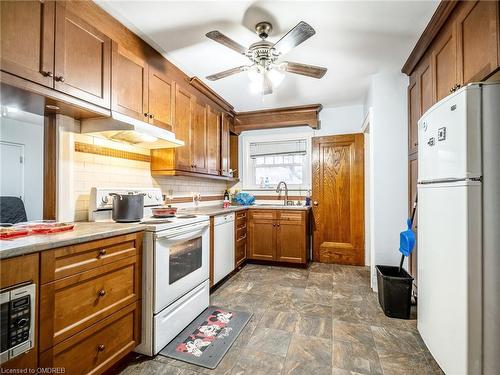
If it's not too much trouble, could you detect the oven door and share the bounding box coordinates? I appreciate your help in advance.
[154,221,209,313]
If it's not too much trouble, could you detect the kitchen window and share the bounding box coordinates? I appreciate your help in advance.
[244,137,311,189]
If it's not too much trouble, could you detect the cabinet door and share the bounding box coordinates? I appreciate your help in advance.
[408,75,419,155]
[191,99,208,173]
[419,58,433,115]
[112,43,148,121]
[148,68,175,131]
[456,0,499,84]
[220,114,232,177]
[432,23,458,102]
[248,210,276,261]
[173,86,193,171]
[0,0,54,87]
[276,220,306,264]
[54,3,111,108]
[206,106,221,175]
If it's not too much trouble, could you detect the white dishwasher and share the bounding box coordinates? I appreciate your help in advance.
[213,212,235,284]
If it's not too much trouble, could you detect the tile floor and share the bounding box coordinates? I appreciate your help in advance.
[118,263,444,375]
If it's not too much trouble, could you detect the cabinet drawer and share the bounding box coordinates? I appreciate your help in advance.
[40,302,140,375]
[236,227,247,242]
[41,232,142,283]
[235,210,247,220]
[40,256,140,351]
[278,210,305,222]
[249,210,276,220]
[235,241,246,266]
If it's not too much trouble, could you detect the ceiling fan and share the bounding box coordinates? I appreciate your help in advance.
[205,21,327,95]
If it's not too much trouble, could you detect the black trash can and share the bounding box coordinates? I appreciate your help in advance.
[376,265,413,319]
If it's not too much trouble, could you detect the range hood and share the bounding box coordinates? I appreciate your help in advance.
[81,111,184,149]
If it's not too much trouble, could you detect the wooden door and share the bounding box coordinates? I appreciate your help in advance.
[112,43,148,121]
[248,210,276,261]
[0,0,54,87]
[408,157,418,278]
[408,74,420,155]
[54,2,111,108]
[312,134,364,265]
[456,0,499,84]
[432,22,458,102]
[276,211,306,264]
[173,86,193,171]
[220,114,231,177]
[191,99,208,173]
[148,68,175,130]
[206,106,221,175]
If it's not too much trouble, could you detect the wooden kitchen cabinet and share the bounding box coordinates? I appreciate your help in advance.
[206,106,221,175]
[235,210,247,267]
[456,0,499,85]
[432,21,458,102]
[191,99,208,173]
[408,156,418,283]
[248,209,308,264]
[112,43,148,121]
[220,114,232,177]
[54,2,111,108]
[148,67,175,130]
[0,0,55,87]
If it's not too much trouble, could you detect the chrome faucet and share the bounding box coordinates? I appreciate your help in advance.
[276,181,292,206]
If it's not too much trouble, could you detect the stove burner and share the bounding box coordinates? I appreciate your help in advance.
[176,215,197,219]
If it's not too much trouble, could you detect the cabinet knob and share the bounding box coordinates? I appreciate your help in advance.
[313,201,319,206]
[98,289,106,297]
[97,344,105,352]
[149,114,154,119]
[55,76,65,82]
[42,71,53,77]
[277,224,280,227]
[144,112,149,117]
[97,249,106,258]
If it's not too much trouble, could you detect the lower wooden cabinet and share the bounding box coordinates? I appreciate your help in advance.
[235,211,247,267]
[248,209,309,264]
[39,302,140,375]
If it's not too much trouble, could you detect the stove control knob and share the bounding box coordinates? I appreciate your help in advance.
[155,195,161,201]
[101,196,109,205]
[147,193,152,199]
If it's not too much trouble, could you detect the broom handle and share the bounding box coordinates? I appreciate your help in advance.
[401,194,418,273]
[399,254,405,274]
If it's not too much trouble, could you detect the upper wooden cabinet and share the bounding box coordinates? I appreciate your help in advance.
[173,85,194,172]
[456,0,499,84]
[54,3,111,108]
[0,1,111,108]
[112,43,148,121]
[206,106,221,175]
[0,0,54,87]
[220,114,232,177]
[191,99,208,173]
[432,21,458,102]
[148,67,175,130]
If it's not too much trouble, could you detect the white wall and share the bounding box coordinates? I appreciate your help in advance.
[0,112,44,221]
[364,72,409,290]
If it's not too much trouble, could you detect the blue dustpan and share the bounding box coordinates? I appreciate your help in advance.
[399,218,416,257]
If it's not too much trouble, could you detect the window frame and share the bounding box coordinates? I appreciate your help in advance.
[241,132,312,190]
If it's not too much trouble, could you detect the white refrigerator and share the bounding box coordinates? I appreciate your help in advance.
[417,82,500,375]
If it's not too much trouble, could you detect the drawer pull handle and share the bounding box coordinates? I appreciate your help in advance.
[98,289,106,297]
[97,249,106,258]
[97,344,105,352]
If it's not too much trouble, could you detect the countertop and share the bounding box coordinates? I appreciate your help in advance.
[0,222,144,260]
[180,204,311,216]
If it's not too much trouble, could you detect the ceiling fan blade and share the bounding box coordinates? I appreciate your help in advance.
[206,66,248,81]
[273,21,315,55]
[206,30,247,55]
[263,73,273,95]
[282,61,327,78]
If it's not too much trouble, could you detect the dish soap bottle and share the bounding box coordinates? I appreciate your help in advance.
[264,177,270,188]
[305,190,311,206]
[223,189,230,208]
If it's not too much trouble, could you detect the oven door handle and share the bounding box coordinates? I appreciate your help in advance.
[154,221,209,240]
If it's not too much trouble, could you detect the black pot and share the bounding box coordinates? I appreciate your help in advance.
[110,193,145,222]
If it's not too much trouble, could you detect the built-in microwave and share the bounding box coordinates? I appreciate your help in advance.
[0,283,35,365]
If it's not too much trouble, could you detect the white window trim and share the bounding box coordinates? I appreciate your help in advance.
[241,132,312,190]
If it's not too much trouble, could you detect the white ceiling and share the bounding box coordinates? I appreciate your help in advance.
[96,1,438,112]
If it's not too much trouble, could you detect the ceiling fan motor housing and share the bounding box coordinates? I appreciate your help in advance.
[255,21,273,39]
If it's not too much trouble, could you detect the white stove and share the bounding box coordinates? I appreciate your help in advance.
[89,187,210,356]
